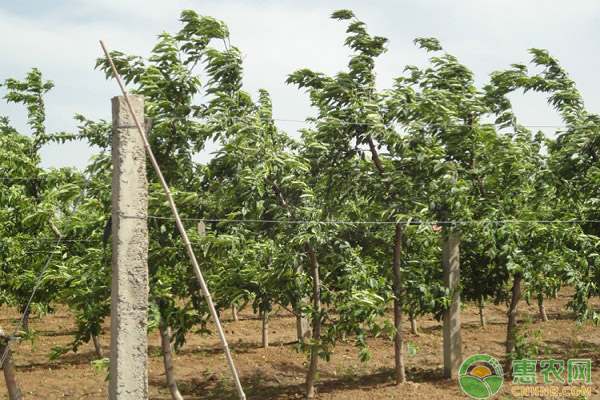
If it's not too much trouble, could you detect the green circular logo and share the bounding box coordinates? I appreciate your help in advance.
[458,354,504,399]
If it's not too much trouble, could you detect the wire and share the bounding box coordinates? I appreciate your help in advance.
[0,238,100,243]
[0,141,110,369]
[144,115,598,129]
[117,212,600,225]
[0,177,71,181]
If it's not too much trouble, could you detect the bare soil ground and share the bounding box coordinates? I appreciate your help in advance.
[1,288,599,399]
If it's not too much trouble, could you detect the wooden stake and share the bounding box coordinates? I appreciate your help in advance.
[100,41,246,400]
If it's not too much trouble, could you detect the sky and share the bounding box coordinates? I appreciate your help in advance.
[1,0,599,170]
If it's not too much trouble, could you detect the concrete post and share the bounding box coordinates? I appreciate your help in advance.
[443,230,462,379]
[197,220,206,236]
[109,95,148,400]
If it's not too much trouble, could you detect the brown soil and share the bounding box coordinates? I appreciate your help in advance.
[1,289,599,399]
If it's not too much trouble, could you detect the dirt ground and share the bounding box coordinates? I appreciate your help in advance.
[1,289,599,399]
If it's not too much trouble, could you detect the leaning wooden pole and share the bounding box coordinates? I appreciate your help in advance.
[100,41,246,400]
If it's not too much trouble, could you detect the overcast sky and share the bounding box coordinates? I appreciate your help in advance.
[1,0,599,170]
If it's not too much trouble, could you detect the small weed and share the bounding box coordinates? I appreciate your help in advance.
[91,357,110,382]
[178,381,191,395]
[219,376,232,389]
[19,327,37,348]
[406,341,419,359]
[336,364,359,379]
[149,348,162,357]
[509,323,551,360]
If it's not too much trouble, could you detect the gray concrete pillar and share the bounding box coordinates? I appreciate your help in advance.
[443,230,462,379]
[109,95,148,399]
[197,220,206,236]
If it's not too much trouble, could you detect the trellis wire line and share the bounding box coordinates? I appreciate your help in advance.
[101,40,246,400]
[117,213,600,225]
[0,238,101,243]
[0,177,78,181]
[141,115,598,129]
[0,143,109,370]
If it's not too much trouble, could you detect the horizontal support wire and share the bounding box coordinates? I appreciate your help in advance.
[0,177,72,181]
[115,213,600,225]
[146,115,597,129]
[0,238,100,243]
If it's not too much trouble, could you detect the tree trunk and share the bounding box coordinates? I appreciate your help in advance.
[0,328,24,400]
[393,224,406,384]
[92,333,104,359]
[538,293,549,322]
[159,322,184,400]
[366,137,406,383]
[269,175,310,343]
[21,312,29,334]
[232,305,239,322]
[294,264,311,343]
[305,244,322,399]
[410,315,418,336]
[506,275,522,355]
[262,310,269,349]
[294,261,311,343]
[478,296,486,327]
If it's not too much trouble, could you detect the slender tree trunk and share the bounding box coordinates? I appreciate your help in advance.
[269,175,310,343]
[393,224,406,384]
[478,296,486,327]
[305,244,322,399]
[410,316,418,336]
[21,312,29,334]
[159,322,184,400]
[294,295,311,342]
[232,305,239,322]
[92,333,104,359]
[366,137,406,383]
[538,293,549,322]
[506,275,522,355]
[293,264,311,343]
[262,310,269,349]
[0,328,24,400]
